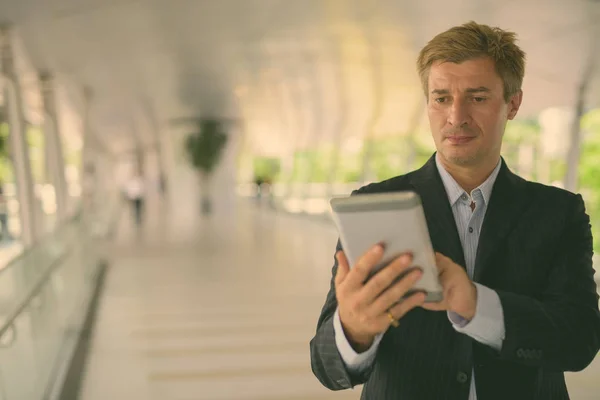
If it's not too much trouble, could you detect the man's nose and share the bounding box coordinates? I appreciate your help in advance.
[448,100,470,127]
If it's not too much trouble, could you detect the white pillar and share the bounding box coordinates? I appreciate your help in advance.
[40,71,68,222]
[145,105,168,198]
[0,26,38,245]
[81,87,98,216]
[359,30,384,185]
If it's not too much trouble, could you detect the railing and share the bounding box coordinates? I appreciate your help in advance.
[0,197,120,400]
[239,182,600,283]
[237,182,362,220]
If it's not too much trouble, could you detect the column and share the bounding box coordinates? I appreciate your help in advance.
[81,86,97,216]
[40,71,68,222]
[0,26,38,245]
[326,42,348,198]
[144,105,168,198]
[359,28,384,185]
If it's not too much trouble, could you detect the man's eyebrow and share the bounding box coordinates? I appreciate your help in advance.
[466,86,491,93]
[430,87,491,95]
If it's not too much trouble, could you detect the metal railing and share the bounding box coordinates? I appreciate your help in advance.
[240,183,600,285]
[0,197,120,400]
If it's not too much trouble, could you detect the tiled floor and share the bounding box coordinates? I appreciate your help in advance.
[80,198,600,400]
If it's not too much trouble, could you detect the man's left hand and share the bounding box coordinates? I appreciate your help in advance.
[421,253,477,321]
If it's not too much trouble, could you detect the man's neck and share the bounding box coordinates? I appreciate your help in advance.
[438,155,500,193]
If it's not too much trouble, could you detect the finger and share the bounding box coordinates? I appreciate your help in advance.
[360,253,414,302]
[435,252,454,270]
[334,251,350,288]
[343,243,385,290]
[383,291,427,326]
[435,252,449,268]
[435,253,453,280]
[421,300,447,311]
[368,267,423,316]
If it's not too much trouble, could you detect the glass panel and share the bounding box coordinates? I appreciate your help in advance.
[0,305,44,400]
[0,209,105,399]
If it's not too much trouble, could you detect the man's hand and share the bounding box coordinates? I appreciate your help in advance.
[335,244,426,352]
[421,253,478,320]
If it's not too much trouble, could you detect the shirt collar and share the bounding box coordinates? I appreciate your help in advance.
[434,153,502,206]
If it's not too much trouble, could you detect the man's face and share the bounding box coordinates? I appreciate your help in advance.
[426,57,522,168]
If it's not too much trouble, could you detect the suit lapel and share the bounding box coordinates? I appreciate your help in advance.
[410,155,466,269]
[472,160,530,282]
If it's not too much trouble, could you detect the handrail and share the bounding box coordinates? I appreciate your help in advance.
[0,244,74,340]
[0,208,81,279]
[0,196,121,343]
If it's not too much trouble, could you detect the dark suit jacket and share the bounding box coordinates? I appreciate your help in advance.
[310,154,600,400]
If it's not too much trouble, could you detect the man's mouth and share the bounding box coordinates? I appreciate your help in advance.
[446,136,476,144]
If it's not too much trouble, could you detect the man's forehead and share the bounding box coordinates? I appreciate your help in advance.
[428,61,503,92]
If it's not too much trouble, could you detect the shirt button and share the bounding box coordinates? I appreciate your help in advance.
[456,371,469,384]
[468,227,474,233]
[461,194,468,201]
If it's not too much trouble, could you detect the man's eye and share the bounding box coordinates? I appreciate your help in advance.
[473,97,486,103]
[434,97,447,104]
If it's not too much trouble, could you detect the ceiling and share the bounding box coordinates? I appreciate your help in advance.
[1,0,599,156]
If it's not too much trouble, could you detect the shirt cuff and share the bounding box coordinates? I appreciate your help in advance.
[333,308,383,371]
[447,283,505,351]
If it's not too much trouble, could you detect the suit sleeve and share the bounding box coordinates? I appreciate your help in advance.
[492,194,600,371]
[309,239,374,390]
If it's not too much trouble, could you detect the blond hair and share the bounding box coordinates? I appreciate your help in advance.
[417,21,526,102]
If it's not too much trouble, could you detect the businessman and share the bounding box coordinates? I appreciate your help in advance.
[310,21,600,400]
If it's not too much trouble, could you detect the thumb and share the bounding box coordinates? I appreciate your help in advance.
[435,252,451,270]
[334,251,350,287]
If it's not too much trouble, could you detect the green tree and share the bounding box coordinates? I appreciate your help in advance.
[579,108,600,253]
[0,123,11,184]
[253,157,281,181]
[184,118,229,214]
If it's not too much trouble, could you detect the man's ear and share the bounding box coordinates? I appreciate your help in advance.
[507,90,523,120]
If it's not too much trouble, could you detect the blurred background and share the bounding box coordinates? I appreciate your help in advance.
[0,0,598,399]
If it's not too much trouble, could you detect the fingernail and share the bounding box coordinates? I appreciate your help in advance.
[371,244,383,254]
[401,254,412,263]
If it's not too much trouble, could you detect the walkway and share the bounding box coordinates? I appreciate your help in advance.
[79,198,600,400]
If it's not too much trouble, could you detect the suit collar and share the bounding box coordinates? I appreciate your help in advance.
[473,159,529,282]
[434,153,502,207]
[410,153,530,281]
[409,154,466,268]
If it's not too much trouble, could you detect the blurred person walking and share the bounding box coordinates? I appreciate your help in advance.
[124,172,145,226]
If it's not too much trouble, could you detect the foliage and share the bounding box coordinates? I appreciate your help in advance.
[27,125,45,183]
[500,119,541,177]
[262,110,600,256]
[253,157,281,181]
[0,123,11,183]
[291,149,330,183]
[0,123,8,158]
[184,119,228,174]
[579,108,600,254]
[503,118,540,145]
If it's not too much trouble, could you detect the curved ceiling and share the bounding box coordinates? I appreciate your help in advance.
[1,0,599,155]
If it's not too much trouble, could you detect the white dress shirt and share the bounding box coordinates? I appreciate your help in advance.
[333,154,506,400]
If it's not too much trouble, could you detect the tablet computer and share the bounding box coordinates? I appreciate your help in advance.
[330,191,443,302]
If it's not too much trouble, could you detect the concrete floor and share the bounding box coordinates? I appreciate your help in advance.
[79,198,600,400]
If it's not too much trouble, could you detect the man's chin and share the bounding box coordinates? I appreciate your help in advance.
[441,149,480,167]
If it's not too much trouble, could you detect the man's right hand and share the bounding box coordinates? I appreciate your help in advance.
[335,244,426,352]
